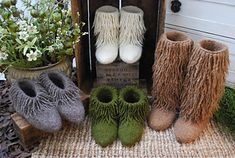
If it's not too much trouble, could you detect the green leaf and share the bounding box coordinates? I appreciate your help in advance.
[30,37,37,45]
[23,46,29,55]
[16,38,23,45]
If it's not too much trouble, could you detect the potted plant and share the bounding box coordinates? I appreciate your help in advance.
[0,0,84,81]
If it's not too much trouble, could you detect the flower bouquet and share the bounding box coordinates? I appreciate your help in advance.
[0,0,84,69]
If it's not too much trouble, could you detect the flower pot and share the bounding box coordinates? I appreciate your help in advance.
[7,58,72,82]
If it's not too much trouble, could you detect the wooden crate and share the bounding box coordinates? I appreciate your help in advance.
[71,0,166,92]
[11,93,90,148]
[96,61,139,88]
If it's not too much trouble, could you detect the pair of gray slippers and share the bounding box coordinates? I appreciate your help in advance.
[9,71,85,133]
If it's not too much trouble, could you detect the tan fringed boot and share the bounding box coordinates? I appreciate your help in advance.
[174,40,229,143]
[149,31,193,131]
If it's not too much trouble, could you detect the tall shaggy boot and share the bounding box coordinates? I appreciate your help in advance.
[93,6,119,64]
[149,32,193,131]
[174,40,229,143]
[39,71,85,124]
[119,6,146,64]
[118,86,149,147]
[9,79,62,132]
[89,85,118,147]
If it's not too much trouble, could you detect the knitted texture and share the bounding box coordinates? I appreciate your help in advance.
[93,6,119,48]
[9,79,62,132]
[119,6,146,47]
[89,85,118,147]
[118,86,149,147]
[39,71,85,124]
[180,40,229,123]
[152,31,193,111]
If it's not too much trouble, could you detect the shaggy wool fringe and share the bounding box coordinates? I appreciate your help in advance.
[119,6,146,47]
[89,86,118,125]
[9,80,54,117]
[93,6,119,48]
[39,71,81,107]
[118,86,149,123]
[152,32,193,111]
[180,40,229,123]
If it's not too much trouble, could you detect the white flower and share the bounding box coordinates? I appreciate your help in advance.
[17,20,28,31]
[27,25,38,34]
[57,28,62,35]
[0,52,8,60]
[1,46,7,52]
[57,43,63,49]
[18,31,29,41]
[58,21,62,25]
[26,50,38,61]
[62,9,67,15]
[55,37,63,49]
[48,46,54,53]
[0,26,7,37]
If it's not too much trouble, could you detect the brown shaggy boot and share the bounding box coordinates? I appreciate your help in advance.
[174,40,229,143]
[149,31,193,131]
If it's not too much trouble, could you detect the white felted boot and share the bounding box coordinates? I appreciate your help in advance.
[93,6,119,64]
[119,6,146,64]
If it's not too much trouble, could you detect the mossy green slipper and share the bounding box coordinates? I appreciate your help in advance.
[89,85,118,147]
[118,86,149,147]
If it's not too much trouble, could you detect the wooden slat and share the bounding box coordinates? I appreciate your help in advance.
[87,0,119,83]
[71,0,92,93]
[96,61,139,88]
[71,0,81,87]
[122,0,160,86]
[158,0,166,40]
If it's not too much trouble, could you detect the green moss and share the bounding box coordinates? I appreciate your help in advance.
[214,87,235,139]
[89,85,118,147]
[118,86,149,147]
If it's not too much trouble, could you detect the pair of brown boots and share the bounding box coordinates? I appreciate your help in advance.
[149,31,229,143]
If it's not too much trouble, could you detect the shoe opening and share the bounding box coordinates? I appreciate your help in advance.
[123,90,140,104]
[98,6,118,13]
[199,40,226,52]
[18,80,36,97]
[166,32,189,42]
[97,89,113,103]
[48,72,65,89]
[122,6,142,14]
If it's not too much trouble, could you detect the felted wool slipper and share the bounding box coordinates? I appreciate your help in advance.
[89,85,118,147]
[118,86,149,147]
[9,79,62,132]
[39,71,85,124]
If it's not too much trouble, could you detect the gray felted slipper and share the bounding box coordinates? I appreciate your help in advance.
[9,79,62,132]
[39,71,85,124]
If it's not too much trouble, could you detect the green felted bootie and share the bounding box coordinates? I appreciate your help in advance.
[118,86,149,147]
[89,85,118,147]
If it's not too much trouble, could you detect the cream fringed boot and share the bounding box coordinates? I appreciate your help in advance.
[119,6,146,64]
[93,6,119,64]
[148,32,193,131]
[174,40,229,143]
